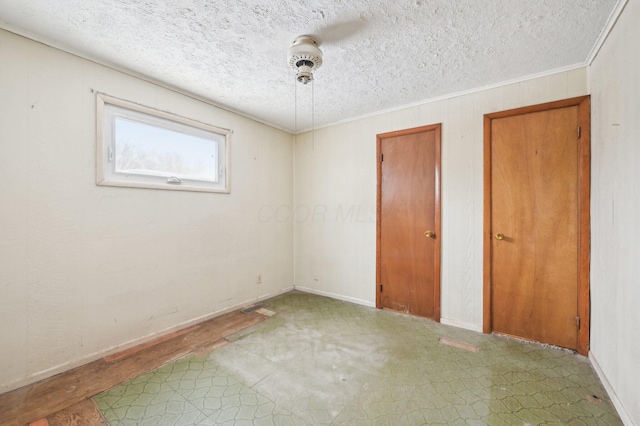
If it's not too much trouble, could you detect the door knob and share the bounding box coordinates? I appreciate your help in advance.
[495,233,504,240]
[424,231,435,239]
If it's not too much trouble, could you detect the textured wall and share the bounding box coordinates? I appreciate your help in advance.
[294,68,588,331]
[0,29,294,392]
[590,1,640,424]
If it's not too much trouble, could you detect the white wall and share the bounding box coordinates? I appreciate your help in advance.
[590,0,640,424]
[295,68,589,330]
[4,13,636,424]
[0,29,294,392]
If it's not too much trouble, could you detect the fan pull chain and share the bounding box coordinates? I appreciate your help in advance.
[312,78,315,152]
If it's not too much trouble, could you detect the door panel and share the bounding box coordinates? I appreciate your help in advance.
[491,107,579,349]
[377,125,440,319]
[484,97,590,354]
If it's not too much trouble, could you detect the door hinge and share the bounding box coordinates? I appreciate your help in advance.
[577,126,581,139]
[380,153,384,162]
[576,316,580,329]
[379,283,383,292]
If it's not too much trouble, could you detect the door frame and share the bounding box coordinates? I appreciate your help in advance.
[376,124,442,321]
[483,96,591,355]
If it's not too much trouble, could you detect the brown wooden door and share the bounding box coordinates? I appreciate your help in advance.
[377,124,441,320]
[484,97,590,353]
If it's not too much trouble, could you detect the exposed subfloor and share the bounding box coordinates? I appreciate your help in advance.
[92,291,621,425]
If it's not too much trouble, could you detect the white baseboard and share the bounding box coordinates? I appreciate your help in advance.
[256,286,295,304]
[292,288,484,334]
[440,317,483,333]
[294,286,376,308]
[0,286,294,394]
[589,351,634,426]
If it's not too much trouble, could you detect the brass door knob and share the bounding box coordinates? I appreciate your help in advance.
[495,233,504,240]
[424,231,435,239]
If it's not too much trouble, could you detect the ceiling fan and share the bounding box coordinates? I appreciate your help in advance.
[287,35,323,85]
[286,21,365,133]
[286,17,366,84]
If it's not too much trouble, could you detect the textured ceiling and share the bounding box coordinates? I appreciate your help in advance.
[0,0,618,133]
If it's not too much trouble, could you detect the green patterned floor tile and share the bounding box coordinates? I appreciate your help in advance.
[92,291,622,425]
[97,385,206,425]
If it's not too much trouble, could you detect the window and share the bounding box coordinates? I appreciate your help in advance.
[97,94,230,193]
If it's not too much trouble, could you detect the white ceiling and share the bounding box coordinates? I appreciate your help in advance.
[0,0,619,133]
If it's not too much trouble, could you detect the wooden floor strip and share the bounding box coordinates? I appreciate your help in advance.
[47,399,108,426]
[438,337,480,353]
[103,324,200,363]
[0,310,266,426]
[193,338,231,357]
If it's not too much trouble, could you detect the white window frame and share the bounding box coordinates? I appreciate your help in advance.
[96,93,231,193]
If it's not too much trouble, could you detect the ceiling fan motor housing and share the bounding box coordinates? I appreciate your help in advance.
[288,35,322,84]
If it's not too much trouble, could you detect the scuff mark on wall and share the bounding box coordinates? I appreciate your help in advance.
[148,306,178,321]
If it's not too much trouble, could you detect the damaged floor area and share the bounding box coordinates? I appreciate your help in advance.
[90,291,620,425]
